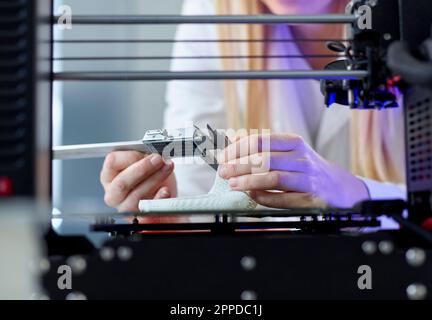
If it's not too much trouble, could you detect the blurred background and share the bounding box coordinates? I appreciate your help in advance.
[53,0,184,214]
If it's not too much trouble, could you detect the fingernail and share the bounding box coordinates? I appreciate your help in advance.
[150,154,163,167]
[219,166,228,178]
[229,178,238,188]
[160,189,170,198]
[162,162,173,173]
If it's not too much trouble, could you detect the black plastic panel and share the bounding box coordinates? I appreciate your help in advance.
[405,87,432,219]
[0,0,52,199]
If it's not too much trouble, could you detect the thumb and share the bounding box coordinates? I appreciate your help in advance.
[154,186,171,199]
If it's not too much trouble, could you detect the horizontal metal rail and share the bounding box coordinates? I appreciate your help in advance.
[53,70,367,81]
[53,14,357,25]
[53,54,342,61]
[53,38,351,44]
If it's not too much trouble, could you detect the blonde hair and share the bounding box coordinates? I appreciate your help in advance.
[216,0,404,184]
[217,0,269,130]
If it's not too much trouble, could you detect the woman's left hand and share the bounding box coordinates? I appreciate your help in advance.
[217,134,370,209]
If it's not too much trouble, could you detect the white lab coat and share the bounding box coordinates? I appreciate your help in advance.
[164,0,406,201]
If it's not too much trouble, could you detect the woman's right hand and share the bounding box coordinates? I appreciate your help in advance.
[100,151,177,212]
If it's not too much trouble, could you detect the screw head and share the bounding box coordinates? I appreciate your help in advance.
[30,292,50,300]
[117,246,133,261]
[39,258,51,273]
[66,292,87,301]
[407,283,428,300]
[406,248,426,267]
[240,256,257,271]
[66,256,87,275]
[362,241,377,255]
[28,258,51,275]
[383,33,392,41]
[241,290,257,301]
[100,247,115,262]
[378,241,394,255]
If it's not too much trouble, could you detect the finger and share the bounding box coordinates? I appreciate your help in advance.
[218,135,261,163]
[218,134,304,163]
[100,151,146,186]
[105,154,166,207]
[154,186,171,200]
[219,154,267,179]
[116,162,174,211]
[224,129,247,143]
[228,171,312,193]
[219,151,310,179]
[250,191,326,208]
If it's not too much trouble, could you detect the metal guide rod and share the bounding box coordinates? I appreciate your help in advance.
[53,70,368,81]
[53,54,342,61]
[53,38,351,44]
[53,14,357,25]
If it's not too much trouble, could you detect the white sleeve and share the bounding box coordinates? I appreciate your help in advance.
[164,0,227,197]
[358,177,407,200]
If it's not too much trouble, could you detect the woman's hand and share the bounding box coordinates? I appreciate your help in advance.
[218,134,370,209]
[100,151,177,212]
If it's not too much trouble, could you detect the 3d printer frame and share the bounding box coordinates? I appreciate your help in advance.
[1,0,431,231]
[1,0,432,300]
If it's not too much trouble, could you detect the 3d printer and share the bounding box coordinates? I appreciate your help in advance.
[0,0,431,300]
